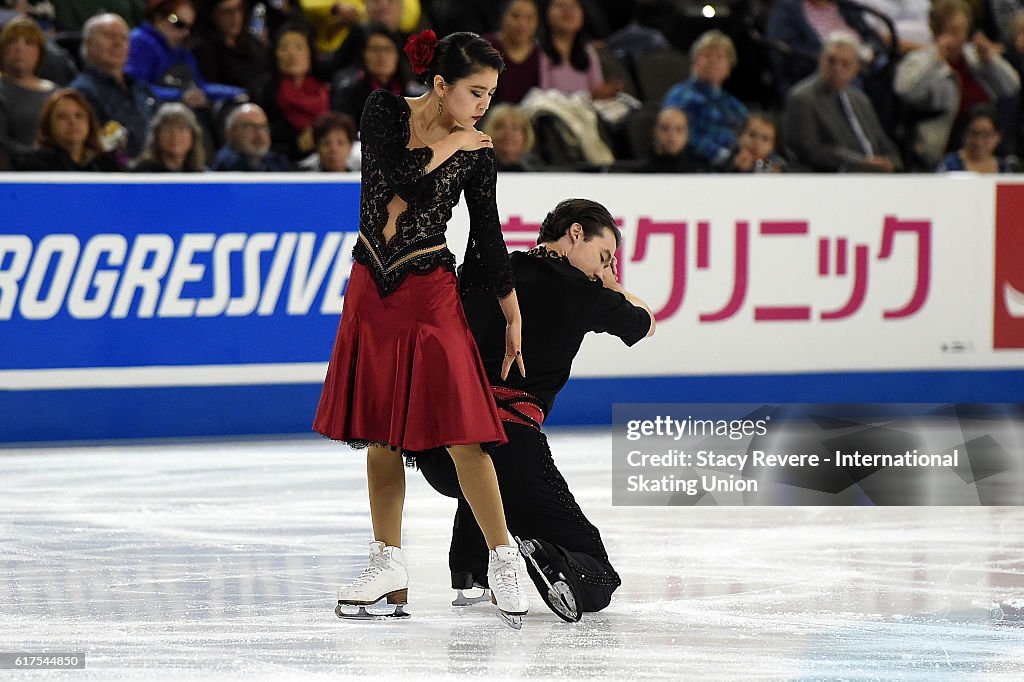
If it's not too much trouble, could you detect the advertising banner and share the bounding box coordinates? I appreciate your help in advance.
[1,175,1021,441]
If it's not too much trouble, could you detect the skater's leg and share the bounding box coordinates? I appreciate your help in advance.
[493,426,621,612]
[416,447,462,499]
[450,497,489,587]
[414,450,487,588]
[447,443,529,621]
[493,427,611,560]
[335,445,410,618]
[367,445,405,547]
[445,444,508,550]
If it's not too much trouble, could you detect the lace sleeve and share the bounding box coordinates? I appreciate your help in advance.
[360,90,434,201]
[460,148,514,298]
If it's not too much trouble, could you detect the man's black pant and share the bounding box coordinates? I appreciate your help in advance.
[415,423,621,612]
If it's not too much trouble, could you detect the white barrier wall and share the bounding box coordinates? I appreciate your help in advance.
[452,174,1023,377]
[1,174,1022,442]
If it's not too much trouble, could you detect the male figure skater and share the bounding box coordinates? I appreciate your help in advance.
[414,198,655,621]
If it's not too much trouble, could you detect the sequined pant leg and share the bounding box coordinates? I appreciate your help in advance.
[417,425,621,611]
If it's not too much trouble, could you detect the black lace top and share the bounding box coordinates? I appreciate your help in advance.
[353,89,514,298]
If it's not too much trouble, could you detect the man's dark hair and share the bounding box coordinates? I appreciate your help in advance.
[537,198,620,246]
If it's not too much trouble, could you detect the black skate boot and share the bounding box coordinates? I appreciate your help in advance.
[515,536,582,623]
[451,570,490,607]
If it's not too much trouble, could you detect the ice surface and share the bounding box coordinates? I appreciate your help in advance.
[0,428,1021,680]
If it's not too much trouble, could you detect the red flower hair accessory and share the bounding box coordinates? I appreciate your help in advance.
[404,29,438,75]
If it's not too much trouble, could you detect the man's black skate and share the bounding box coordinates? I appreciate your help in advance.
[450,571,491,607]
[515,536,582,623]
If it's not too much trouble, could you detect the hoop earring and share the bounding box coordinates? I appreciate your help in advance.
[437,97,444,117]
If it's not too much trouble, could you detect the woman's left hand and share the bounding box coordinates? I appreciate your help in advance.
[501,319,525,380]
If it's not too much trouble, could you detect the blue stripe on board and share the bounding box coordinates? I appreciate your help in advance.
[1,369,1022,442]
[547,369,1024,425]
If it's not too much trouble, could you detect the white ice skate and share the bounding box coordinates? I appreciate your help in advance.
[335,541,410,620]
[487,544,529,629]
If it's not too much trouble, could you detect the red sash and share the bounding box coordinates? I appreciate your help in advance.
[492,386,546,430]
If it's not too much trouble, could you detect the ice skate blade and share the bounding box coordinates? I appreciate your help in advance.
[547,582,580,623]
[452,588,491,607]
[335,602,410,620]
[515,535,580,623]
[490,594,528,617]
[498,611,523,630]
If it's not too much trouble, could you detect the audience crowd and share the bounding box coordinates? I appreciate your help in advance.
[1,0,1022,174]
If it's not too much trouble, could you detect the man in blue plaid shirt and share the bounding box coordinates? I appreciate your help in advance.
[661,30,748,170]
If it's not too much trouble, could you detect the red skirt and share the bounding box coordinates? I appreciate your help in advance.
[313,262,507,451]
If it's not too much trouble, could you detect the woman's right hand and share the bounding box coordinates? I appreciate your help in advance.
[450,127,493,151]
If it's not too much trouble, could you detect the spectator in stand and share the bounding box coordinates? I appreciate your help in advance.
[730,112,787,173]
[935,102,1019,172]
[0,3,80,85]
[132,101,207,171]
[0,16,56,154]
[486,0,541,105]
[253,21,327,160]
[661,30,746,170]
[856,0,934,55]
[297,110,356,170]
[127,0,246,107]
[538,0,622,99]
[331,24,417,130]
[2,1,54,30]
[299,0,361,59]
[210,101,292,169]
[981,0,1024,49]
[192,0,270,94]
[484,103,543,171]
[364,0,413,33]
[764,0,886,99]
[636,106,702,173]
[52,0,145,31]
[330,0,420,73]
[263,0,309,39]
[17,88,122,170]
[894,0,1020,168]
[425,0,503,37]
[71,14,157,164]
[1004,11,1024,151]
[1007,11,1024,73]
[783,32,901,172]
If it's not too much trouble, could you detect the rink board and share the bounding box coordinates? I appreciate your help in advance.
[1,370,1023,442]
[1,174,1023,442]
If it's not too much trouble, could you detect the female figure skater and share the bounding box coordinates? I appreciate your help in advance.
[313,29,530,627]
